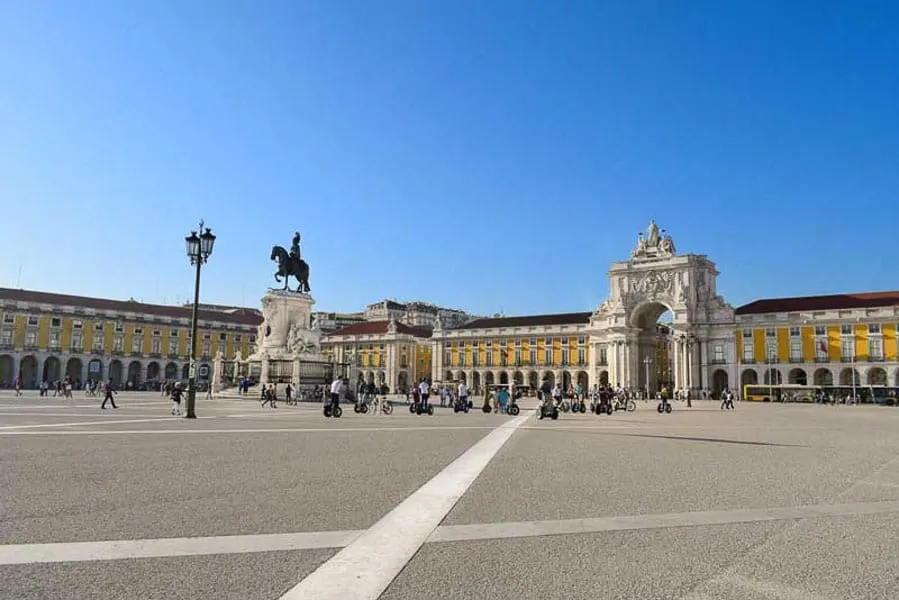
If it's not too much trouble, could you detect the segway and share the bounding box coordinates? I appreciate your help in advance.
[537,401,559,420]
[416,395,434,416]
[657,399,672,414]
[453,397,470,414]
[323,396,343,418]
[507,398,520,416]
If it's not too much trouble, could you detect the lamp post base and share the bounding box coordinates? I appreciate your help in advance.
[184,389,198,419]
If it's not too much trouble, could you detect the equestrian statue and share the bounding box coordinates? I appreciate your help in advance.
[270,231,311,293]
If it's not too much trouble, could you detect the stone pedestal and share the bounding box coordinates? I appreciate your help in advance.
[259,290,315,354]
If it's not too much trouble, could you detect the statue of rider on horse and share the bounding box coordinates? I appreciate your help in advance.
[270,231,311,293]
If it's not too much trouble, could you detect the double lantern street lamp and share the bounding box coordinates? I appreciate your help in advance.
[184,221,216,419]
[643,356,653,399]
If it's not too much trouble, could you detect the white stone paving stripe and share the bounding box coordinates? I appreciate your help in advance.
[427,500,899,543]
[0,417,202,430]
[0,425,498,436]
[0,530,364,565]
[2,499,897,566]
[278,413,532,600]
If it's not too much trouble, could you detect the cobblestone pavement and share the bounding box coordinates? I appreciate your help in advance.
[1,391,898,600]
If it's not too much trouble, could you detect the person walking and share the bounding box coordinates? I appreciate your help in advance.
[171,381,183,416]
[101,378,118,409]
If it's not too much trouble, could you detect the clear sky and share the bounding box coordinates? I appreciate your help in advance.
[1,0,897,316]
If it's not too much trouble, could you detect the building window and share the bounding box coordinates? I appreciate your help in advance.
[815,339,828,361]
[577,348,585,365]
[741,328,752,339]
[765,328,775,338]
[151,337,161,355]
[235,334,242,342]
[28,316,39,326]
[529,347,536,365]
[765,341,777,361]
[444,347,451,365]
[840,324,853,335]
[599,347,608,365]
[115,322,124,333]
[459,348,466,368]
[202,338,211,357]
[72,331,83,350]
[742,341,754,362]
[73,320,83,330]
[2,314,13,325]
[578,336,585,344]
[789,327,800,337]
[869,338,883,360]
[841,338,855,361]
[814,325,826,336]
[515,348,522,365]
[868,323,881,334]
[93,332,104,352]
[789,341,801,361]
[544,346,552,365]
[113,334,124,352]
[170,329,179,337]
[484,342,490,367]
[134,327,143,335]
[219,332,227,341]
[714,344,725,363]
[561,337,568,345]
[1,329,13,346]
[25,330,37,347]
[561,348,569,366]
[132,335,142,354]
[51,318,61,328]
[49,330,60,349]
[94,322,104,331]
[169,340,178,356]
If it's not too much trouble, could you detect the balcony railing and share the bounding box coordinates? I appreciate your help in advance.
[25,344,39,351]
[48,344,61,352]
[710,358,727,365]
[0,343,13,351]
[69,346,83,354]
[131,351,143,357]
[814,357,829,363]
[742,358,756,364]
[867,356,884,362]
[168,352,179,359]
[788,357,804,363]
[150,352,162,358]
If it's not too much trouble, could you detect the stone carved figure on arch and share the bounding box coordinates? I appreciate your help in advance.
[631,219,676,259]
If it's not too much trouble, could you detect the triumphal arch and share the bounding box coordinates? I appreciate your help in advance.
[589,220,736,393]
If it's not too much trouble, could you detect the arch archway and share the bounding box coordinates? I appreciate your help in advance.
[43,356,61,382]
[813,368,833,386]
[712,369,728,393]
[867,367,887,386]
[499,371,509,385]
[181,363,190,379]
[763,368,782,385]
[0,355,14,385]
[377,371,386,386]
[20,355,37,385]
[599,370,609,386]
[740,369,758,387]
[576,371,589,389]
[628,301,674,392]
[164,362,178,379]
[839,368,859,386]
[542,371,555,386]
[484,372,495,387]
[788,368,807,385]
[147,362,160,381]
[562,371,572,390]
[527,371,538,389]
[458,371,467,385]
[443,370,453,382]
[109,360,124,385]
[366,372,375,384]
[127,361,142,385]
[88,358,103,382]
[66,357,83,382]
[397,371,408,391]
[471,371,481,393]
[513,371,524,385]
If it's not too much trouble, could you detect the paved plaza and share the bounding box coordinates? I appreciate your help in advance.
[1,391,898,599]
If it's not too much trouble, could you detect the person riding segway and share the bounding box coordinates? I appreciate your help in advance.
[324,376,344,418]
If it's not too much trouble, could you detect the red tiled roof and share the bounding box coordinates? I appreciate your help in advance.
[325,320,433,338]
[0,287,263,326]
[453,312,593,330]
[735,291,899,315]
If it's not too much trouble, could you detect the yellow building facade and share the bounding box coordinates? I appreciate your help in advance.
[0,287,262,388]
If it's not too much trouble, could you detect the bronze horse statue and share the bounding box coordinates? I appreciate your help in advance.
[270,246,311,293]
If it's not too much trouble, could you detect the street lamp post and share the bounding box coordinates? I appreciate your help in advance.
[643,356,653,399]
[679,333,695,407]
[184,221,216,419]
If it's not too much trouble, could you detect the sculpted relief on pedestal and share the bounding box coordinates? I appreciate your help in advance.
[630,270,674,299]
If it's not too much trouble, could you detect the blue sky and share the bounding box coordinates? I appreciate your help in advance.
[1,0,897,316]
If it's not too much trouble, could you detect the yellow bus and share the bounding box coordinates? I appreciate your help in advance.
[743,384,815,403]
